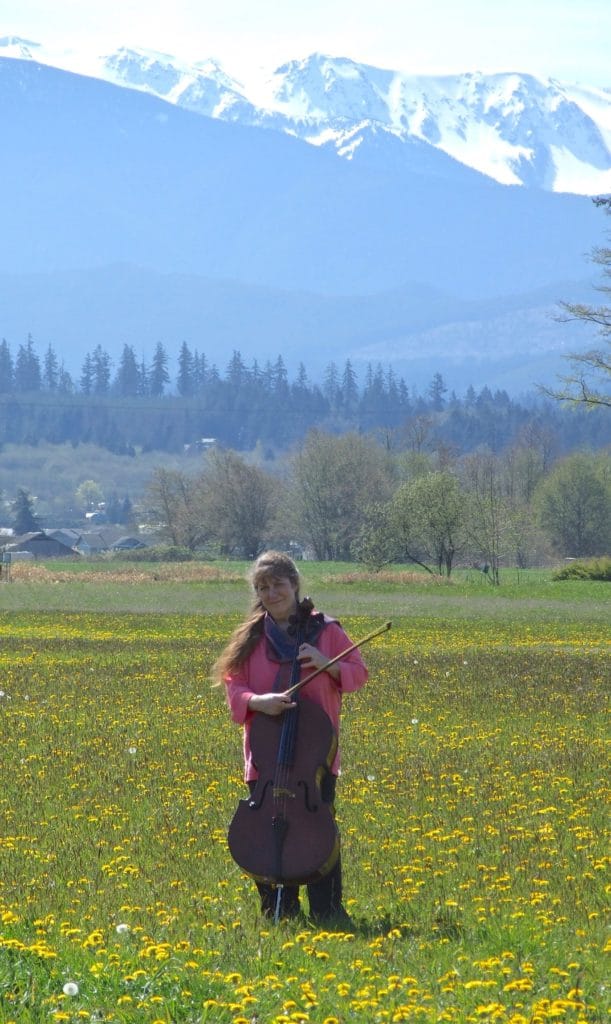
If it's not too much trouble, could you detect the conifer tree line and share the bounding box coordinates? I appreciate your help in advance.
[0,334,607,455]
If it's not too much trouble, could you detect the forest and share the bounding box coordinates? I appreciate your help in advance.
[1,331,609,574]
[0,334,608,456]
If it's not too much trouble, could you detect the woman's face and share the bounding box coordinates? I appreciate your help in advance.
[255,574,298,624]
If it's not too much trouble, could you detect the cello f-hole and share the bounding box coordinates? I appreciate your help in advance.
[249,779,273,811]
[297,779,319,813]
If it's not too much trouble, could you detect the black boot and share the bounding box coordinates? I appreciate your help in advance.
[307,855,353,928]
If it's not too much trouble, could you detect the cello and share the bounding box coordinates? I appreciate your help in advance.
[227,613,391,891]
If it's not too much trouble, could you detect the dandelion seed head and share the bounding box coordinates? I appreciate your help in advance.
[63,981,79,996]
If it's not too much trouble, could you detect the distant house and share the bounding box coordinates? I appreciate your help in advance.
[76,530,117,555]
[110,536,148,551]
[46,529,82,549]
[3,530,80,559]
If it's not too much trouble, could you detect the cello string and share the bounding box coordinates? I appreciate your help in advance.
[274,606,307,879]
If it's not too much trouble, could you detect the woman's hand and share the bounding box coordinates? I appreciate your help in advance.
[298,643,340,680]
[248,692,297,716]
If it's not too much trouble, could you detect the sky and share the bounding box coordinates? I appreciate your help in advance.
[2,0,611,87]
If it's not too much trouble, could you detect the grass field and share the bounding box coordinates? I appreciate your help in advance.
[0,564,608,1023]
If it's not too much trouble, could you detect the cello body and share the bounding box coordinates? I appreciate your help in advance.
[227,696,340,885]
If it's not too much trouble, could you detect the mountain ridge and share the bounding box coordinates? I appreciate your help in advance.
[0,49,606,393]
[2,35,609,194]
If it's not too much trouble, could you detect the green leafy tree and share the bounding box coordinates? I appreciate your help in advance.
[390,471,466,576]
[75,480,104,511]
[352,501,398,570]
[461,450,514,584]
[204,449,277,559]
[535,452,611,557]
[146,468,208,551]
[290,430,394,560]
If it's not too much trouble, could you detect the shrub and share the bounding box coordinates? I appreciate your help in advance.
[111,545,194,563]
[552,556,611,581]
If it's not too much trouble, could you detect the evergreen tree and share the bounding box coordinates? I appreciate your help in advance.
[323,362,340,405]
[114,344,140,397]
[14,334,42,392]
[177,342,194,397]
[43,344,59,391]
[294,362,309,389]
[105,492,123,523]
[340,359,359,411]
[138,355,149,396]
[12,488,40,534]
[260,360,274,392]
[80,354,94,395]
[428,372,447,411]
[121,495,133,525]
[250,358,261,384]
[57,363,73,394]
[150,342,170,397]
[272,355,289,396]
[92,345,112,395]
[0,339,14,393]
[193,350,209,392]
[398,378,410,409]
[227,350,247,388]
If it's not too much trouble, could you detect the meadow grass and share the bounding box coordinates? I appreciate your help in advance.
[0,568,608,1023]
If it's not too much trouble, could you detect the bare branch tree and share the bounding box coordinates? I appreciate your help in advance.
[541,197,611,409]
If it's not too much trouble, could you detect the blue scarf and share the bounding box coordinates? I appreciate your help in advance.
[263,606,328,694]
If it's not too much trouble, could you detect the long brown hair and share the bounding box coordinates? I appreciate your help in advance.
[213,551,300,683]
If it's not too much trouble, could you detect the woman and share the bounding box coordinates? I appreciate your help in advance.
[215,550,368,925]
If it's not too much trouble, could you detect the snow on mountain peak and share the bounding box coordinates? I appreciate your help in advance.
[0,36,609,194]
[100,45,253,119]
[0,35,40,60]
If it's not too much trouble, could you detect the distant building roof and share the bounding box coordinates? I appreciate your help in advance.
[110,536,148,550]
[4,531,79,558]
[47,529,82,547]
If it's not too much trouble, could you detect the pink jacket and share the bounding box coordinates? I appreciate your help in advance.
[224,617,368,781]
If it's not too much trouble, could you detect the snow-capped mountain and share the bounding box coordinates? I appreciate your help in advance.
[264,56,611,195]
[101,47,259,121]
[0,47,606,391]
[2,35,610,195]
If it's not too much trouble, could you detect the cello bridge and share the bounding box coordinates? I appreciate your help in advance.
[273,786,296,799]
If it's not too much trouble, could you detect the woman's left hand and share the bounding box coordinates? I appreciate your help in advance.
[297,643,339,680]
